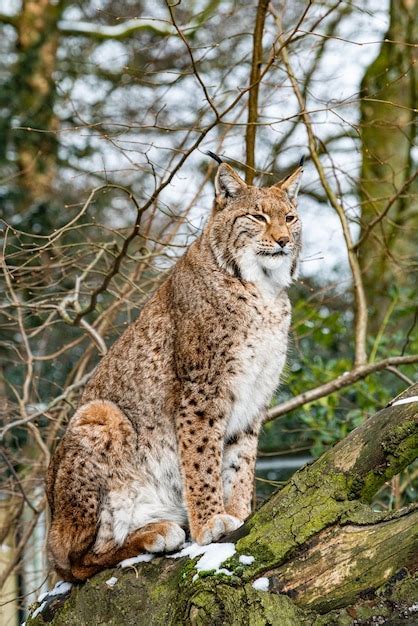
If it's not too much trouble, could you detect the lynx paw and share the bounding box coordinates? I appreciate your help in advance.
[143,522,186,553]
[194,514,242,545]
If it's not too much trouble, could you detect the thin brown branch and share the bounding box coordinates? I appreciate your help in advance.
[0,372,93,442]
[0,448,38,513]
[386,366,414,386]
[71,185,146,324]
[266,354,418,421]
[0,498,45,593]
[355,170,418,250]
[245,0,270,184]
[166,1,220,119]
[271,6,368,366]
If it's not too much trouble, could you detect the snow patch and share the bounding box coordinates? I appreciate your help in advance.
[37,591,48,603]
[168,542,236,579]
[391,395,418,407]
[26,581,73,623]
[105,576,118,587]
[38,580,72,603]
[252,577,270,591]
[239,554,254,565]
[31,602,47,620]
[166,541,191,556]
[118,553,155,568]
[59,18,176,38]
[195,543,236,572]
[217,567,233,576]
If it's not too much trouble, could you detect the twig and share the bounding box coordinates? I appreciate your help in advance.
[0,448,38,513]
[245,0,270,184]
[271,6,368,366]
[0,372,93,442]
[386,366,414,386]
[355,170,418,250]
[0,499,46,593]
[166,1,220,119]
[266,354,418,421]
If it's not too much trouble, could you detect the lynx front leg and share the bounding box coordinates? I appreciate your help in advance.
[176,400,241,545]
[223,422,261,522]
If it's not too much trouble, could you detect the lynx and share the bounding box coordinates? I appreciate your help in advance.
[46,158,303,581]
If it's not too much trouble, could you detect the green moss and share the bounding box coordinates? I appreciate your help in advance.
[359,422,417,501]
[244,586,313,626]
[188,590,224,625]
[187,584,313,626]
[235,462,353,577]
[312,571,418,625]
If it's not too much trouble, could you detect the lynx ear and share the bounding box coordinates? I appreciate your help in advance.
[274,164,303,204]
[215,163,247,200]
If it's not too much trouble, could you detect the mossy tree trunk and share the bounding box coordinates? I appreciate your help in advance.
[10,0,62,215]
[359,0,417,331]
[27,384,418,625]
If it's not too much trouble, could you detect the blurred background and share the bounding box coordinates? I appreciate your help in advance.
[0,0,416,622]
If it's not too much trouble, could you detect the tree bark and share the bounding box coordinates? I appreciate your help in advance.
[245,0,269,184]
[359,0,417,330]
[12,0,62,213]
[27,384,418,625]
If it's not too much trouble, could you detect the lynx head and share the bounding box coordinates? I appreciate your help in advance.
[206,161,303,291]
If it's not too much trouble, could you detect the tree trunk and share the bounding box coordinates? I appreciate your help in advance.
[27,384,418,625]
[12,0,61,214]
[359,0,417,331]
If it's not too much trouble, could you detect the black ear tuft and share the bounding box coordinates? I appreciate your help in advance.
[206,151,224,165]
[299,155,305,167]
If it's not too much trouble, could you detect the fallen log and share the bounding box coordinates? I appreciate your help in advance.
[28,384,418,625]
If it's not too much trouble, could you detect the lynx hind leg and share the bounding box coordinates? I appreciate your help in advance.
[48,400,186,581]
[47,400,137,581]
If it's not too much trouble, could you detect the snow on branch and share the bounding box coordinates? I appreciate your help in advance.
[58,18,198,40]
[0,13,201,40]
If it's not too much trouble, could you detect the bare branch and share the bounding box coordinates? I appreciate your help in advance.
[58,18,183,40]
[271,6,368,366]
[265,354,418,422]
[245,0,270,184]
[266,354,418,421]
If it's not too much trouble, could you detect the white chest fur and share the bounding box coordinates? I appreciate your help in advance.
[226,301,290,439]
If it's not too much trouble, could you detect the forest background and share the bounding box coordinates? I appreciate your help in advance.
[0,0,416,622]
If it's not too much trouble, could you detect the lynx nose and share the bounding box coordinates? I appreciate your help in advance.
[276,236,290,248]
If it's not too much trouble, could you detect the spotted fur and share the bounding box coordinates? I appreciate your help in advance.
[46,161,303,580]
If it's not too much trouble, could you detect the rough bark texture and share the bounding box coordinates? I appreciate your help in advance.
[245,0,269,184]
[13,0,61,212]
[27,384,418,625]
[359,0,417,328]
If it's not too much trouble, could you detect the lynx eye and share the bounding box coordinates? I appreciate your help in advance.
[250,214,267,223]
[286,214,296,223]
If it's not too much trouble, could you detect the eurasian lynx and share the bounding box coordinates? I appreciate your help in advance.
[46,159,303,581]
